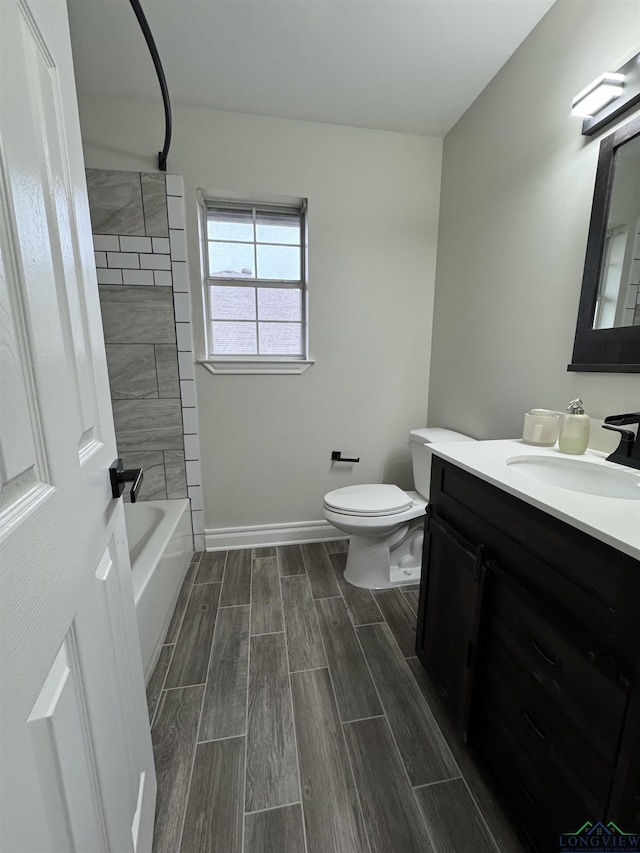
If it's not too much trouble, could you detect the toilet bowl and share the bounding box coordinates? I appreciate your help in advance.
[323,428,475,589]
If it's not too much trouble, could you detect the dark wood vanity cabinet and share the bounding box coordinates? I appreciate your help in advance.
[415,513,486,739]
[416,457,640,852]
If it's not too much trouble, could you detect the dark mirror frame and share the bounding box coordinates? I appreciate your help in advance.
[569,113,640,373]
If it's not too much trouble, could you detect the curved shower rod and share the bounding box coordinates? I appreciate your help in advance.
[128,0,172,171]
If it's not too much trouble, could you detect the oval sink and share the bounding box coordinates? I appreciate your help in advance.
[506,455,640,500]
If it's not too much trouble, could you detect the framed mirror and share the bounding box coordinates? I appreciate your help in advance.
[569,113,640,372]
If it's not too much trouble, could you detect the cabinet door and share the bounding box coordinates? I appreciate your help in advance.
[416,514,485,739]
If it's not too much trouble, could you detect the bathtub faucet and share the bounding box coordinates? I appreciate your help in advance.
[109,459,144,503]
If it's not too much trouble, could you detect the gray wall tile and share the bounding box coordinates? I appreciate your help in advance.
[122,269,154,286]
[86,169,145,236]
[112,399,184,452]
[96,268,123,285]
[117,433,184,456]
[155,345,180,398]
[92,169,198,520]
[141,172,169,237]
[105,344,158,399]
[94,234,120,252]
[107,252,140,269]
[165,450,188,498]
[99,286,176,345]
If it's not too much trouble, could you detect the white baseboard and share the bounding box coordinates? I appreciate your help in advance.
[205,519,348,551]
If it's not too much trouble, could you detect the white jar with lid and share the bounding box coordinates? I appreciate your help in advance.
[522,409,561,446]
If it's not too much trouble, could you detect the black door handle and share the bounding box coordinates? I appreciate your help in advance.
[109,459,144,503]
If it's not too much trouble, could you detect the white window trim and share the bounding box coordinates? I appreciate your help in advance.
[199,358,315,375]
[198,191,313,375]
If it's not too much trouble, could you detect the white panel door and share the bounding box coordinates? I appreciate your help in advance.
[0,2,157,852]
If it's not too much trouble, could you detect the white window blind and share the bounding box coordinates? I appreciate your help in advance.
[203,200,307,360]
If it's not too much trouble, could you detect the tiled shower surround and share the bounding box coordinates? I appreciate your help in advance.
[86,169,204,550]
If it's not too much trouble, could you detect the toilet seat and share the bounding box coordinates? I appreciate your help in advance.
[323,484,413,517]
[323,427,475,589]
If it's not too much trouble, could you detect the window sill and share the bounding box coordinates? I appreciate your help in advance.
[199,358,315,375]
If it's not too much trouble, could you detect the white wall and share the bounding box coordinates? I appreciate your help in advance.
[428,0,640,446]
[78,98,442,531]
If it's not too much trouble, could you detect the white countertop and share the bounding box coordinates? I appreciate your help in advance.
[429,439,640,561]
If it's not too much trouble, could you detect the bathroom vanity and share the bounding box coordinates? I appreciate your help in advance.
[415,441,640,853]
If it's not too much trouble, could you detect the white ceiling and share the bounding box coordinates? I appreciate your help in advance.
[67,0,555,137]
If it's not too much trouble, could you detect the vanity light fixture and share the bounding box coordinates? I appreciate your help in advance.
[571,73,625,118]
[574,52,640,136]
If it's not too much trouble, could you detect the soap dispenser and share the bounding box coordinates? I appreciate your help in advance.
[558,398,590,455]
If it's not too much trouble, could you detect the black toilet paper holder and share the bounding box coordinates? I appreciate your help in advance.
[331,451,360,463]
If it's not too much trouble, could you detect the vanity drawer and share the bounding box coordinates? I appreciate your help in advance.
[480,632,614,815]
[474,701,587,853]
[486,571,629,766]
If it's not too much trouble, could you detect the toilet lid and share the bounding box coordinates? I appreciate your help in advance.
[324,484,413,517]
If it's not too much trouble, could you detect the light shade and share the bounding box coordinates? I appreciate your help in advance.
[572,73,625,118]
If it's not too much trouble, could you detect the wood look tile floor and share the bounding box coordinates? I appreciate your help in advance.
[147,543,526,853]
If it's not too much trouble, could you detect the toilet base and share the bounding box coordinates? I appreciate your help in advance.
[342,519,423,590]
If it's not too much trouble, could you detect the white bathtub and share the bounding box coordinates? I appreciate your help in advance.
[124,499,193,681]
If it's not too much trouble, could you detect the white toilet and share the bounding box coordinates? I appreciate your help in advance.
[323,428,476,589]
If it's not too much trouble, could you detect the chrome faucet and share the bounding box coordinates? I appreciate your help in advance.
[602,412,640,471]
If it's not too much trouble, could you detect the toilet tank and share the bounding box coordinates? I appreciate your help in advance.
[409,428,476,500]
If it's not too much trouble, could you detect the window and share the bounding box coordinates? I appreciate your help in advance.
[201,198,312,373]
